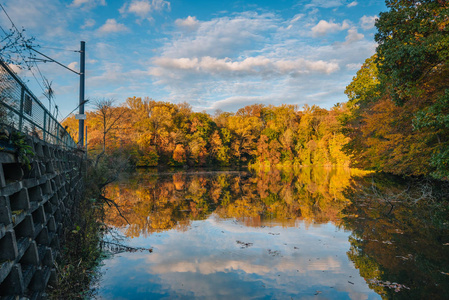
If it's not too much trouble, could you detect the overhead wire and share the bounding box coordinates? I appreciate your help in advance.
[0,3,55,110]
[1,2,81,125]
[30,49,57,109]
[0,24,16,49]
[33,61,54,111]
[0,3,21,35]
[38,45,79,53]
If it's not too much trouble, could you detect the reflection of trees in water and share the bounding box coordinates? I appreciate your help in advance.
[341,175,449,299]
[104,167,361,238]
[104,169,449,297]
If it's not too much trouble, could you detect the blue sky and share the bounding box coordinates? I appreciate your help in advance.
[0,0,386,119]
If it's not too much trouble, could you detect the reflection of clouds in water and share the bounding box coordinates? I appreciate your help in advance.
[143,219,346,275]
[97,216,378,299]
[137,216,350,263]
[151,260,272,275]
[206,214,350,247]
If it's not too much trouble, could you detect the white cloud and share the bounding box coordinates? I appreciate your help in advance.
[120,0,170,20]
[128,1,152,18]
[1,0,70,38]
[290,14,304,24]
[346,63,362,70]
[306,0,345,9]
[70,0,89,7]
[311,20,350,37]
[347,1,358,8]
[69,0,106,9]
[89,63,126,87]
[284,14,305,30]
[160,12,278,59]
[276,58,339,74]
[151,56,339,78]
[67,62,78,71]
[97,19,129,35]
[81,18,96,29]
[175,16,200,30]
[344,28,364,44]
[360,15,378,30]
[8,64,22,74]
[141,11,378,112]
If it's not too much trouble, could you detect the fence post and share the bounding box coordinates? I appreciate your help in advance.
[18,86,24,131]
[43,112,47,142]
[56,122,60,145]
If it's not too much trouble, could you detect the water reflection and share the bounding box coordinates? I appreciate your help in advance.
[104,168,363,237]
[341,175,449,299]
[96,168,449,299]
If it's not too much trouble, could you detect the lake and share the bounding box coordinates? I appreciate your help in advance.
[94,168,449,299]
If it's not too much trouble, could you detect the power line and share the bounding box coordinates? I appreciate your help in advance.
[0,3,56,109]
[0,19,29,66]
[33,60,55,111]
[27,46,80,75]
[59,99,89,123]
[38,45,79,53]
[0,3,18,30]
[28,50,58,111]
[0,4,35,68]
[0,24,9,36]
[0,3,86,145]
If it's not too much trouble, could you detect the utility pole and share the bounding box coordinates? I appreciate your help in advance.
[27,41,87,147]
[78,41,85,147]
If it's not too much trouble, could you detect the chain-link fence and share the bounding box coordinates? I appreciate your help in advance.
[0,59,77,149]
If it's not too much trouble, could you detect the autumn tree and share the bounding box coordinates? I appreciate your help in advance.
[375,0,449,179]
[226,115,262,164]
[91,98,123,153]
[64,97,352,169]
[343,0,449,178]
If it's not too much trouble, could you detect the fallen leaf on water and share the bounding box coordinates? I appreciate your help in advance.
[267,249,281,257]
[236,240,253,248]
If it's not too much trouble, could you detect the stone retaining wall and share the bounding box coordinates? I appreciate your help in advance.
[0,136,84,299]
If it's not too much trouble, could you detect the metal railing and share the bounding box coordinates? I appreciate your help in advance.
[0,59,77,149]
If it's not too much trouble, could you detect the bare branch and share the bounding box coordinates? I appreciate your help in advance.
[99,195,130,225]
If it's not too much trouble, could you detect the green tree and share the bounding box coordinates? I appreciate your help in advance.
[344,55,380,110]
[413,90,449,179]
[342,1,449,178]
[375,0,449,104]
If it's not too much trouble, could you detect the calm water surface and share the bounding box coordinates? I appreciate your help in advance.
[94,168,449,299]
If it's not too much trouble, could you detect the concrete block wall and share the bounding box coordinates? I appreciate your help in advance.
[0,136,84,299]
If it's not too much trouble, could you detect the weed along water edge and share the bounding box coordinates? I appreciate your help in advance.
[93,168,449,299]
